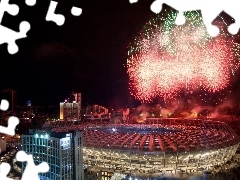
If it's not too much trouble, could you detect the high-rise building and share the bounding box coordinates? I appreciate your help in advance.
[60,92,81,120]
[26,100,33,118]
[21,129,84,180]
[0,89,17,115]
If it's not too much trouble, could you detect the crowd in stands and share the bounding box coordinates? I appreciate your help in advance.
[43,119,239,153]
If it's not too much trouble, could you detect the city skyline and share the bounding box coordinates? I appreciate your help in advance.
[1,0,240,108]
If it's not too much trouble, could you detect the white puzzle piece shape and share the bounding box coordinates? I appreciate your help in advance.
[0,163,13,180]
[130,0,240,37]
[46,0,65,26]
[16,151,49,180]
[0,0,31,54]
[0,99,9,111]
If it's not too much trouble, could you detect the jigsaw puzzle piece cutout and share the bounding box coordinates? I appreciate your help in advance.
[25,0,36,6]
[0,99,9,111]
[0,21,30,54]
[216,0,240,35]
[129,0,138,3]
[46,0,65,26]
[224,8,240,35]
[175,11,186,25]
[133,0,240,37]
[71,6,82,16]
[0,162,13,180]
[150,0,164,14]
[0,0,19,18]
[16,151,49,180]
[228,23,239,35]
[0,116,19,136]
[0,0,30,54]
[4,3,19,16]
[150,0,221,37]
[201,8,220,37]
[137,0,186,25]
[16,150,29,161]
[151,0,186,25]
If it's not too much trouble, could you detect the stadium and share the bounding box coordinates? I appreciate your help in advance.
[82,118,240,174]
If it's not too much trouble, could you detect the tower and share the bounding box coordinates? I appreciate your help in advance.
[26,100,32,118]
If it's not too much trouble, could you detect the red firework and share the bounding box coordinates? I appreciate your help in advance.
[127,33,240,103]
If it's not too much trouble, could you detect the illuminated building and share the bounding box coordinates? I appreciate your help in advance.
[110,108,129,123]
[83,119,240,176]
[0,89,17,115]
[21,129,84,180]
[82,104,109,119]
[43,119,240,178]
[60,92,81,120]
[92,104,108,116]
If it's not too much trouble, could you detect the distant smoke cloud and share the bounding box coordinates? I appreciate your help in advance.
[136,104,149,111]
[191,106,203,114]
[217,99,233,108]
[208,99,234,118]
[34,42,72,59]
[209,109,220,118]
[169,100,181,112]
[136,104,149,120]
[160,108,170,118]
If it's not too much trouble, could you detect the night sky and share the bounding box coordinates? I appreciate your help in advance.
[0,0,240,107]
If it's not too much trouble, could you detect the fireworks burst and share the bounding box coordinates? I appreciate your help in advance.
[127,9,240,103]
